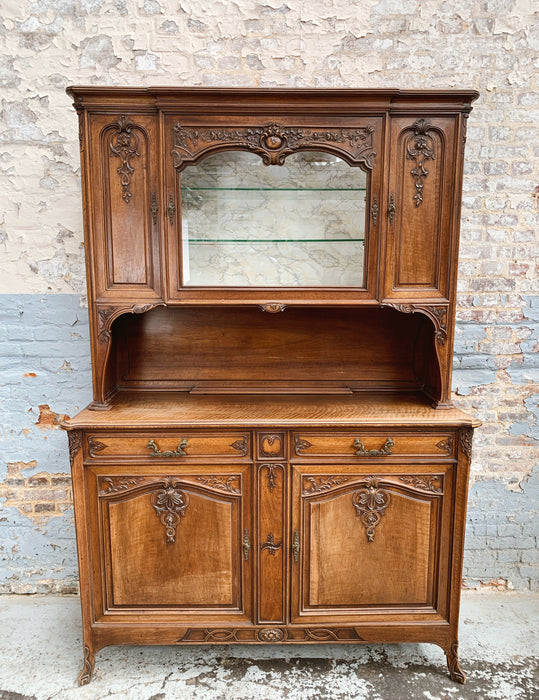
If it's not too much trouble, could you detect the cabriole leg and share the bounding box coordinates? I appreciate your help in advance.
[77,644,95,686]
[445,641,466,684]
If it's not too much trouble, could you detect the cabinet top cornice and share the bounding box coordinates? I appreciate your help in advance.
[66,86,479,113]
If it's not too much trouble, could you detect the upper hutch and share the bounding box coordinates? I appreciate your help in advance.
[64,87,479,686]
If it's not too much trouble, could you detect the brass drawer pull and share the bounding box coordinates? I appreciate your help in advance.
[243,529,251,561]
[354,437,394,457]
[292,530,300,563]
[147,438,188,457]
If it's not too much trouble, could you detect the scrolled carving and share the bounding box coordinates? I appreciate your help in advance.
[260,434,282,457]
[99,476,144,495]
[109,116,140,203]
[68,430,83,466]
[261,464,282,493]
[302,475,349,494]
[172,122,376,170]
[382,303,448,346]
[459,428,474,461]
[151,479,189,543]
[398,475,443,493]
[446,641,466,684]
[406,118,436,207]
[77,645,94,687]
[352,477,391,542]
[436,436,453,454]
[294,435,313,455]
[87,436,107,458]
[260,533,282,556]
[195,475,240,494]
[230,435,249,456]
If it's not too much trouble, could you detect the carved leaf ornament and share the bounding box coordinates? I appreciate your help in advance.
[406,119,436,207]
[172,122,376,170]
[151,479,189,544]
[109,116,140,203]
[352,477,391,542]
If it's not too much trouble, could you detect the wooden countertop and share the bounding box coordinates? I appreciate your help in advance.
[63,390,480,430]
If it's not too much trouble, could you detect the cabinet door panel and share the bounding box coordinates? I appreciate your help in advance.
[86,114,161,300]
[291,466,451,623]
[88,465,252,623]
[384,116,457,300]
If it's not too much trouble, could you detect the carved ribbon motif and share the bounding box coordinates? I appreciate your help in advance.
[151,479,189,543]
[406,119,436,207]
[172,122,376,169]
[109,116,140,203]
[352,477,391,542]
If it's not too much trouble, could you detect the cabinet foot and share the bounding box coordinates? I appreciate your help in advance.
[77,645,95,686]
[445,641,466,684]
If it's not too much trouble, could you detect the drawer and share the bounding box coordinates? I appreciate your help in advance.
[292,432,455,459]
[85,431,251,460]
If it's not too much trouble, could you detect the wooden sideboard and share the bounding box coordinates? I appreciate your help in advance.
[63,87,479,685]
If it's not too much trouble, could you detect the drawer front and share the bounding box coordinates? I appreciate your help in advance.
[292,432,455,459]
[85,432,251,460]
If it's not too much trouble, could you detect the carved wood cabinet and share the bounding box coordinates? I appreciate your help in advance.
[64,87,479,685]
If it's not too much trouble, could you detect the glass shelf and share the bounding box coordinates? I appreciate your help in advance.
[182,187,367,192]
[188,238,365,243]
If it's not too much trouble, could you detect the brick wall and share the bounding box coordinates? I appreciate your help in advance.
[0,0,537,592]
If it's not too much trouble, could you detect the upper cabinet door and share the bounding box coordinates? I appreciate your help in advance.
[164,116,383,303]
[85,114,162,302]
[383,116,459,301]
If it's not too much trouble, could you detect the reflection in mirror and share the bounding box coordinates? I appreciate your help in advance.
[180,151,367,287]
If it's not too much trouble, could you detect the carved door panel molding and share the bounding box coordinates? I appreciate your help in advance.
[85,113,162,302]
[89,465,252,622]
[290,465,450,623]
[384,116,457,301]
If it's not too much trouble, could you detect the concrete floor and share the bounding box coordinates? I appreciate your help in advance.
[0,593,537,700]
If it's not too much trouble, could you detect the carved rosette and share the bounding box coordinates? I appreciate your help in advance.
[352,477,391,542]
[68,430,83,466]
[303,475,350,494]
[260,304,286,313]
[109,116,140,203]
[151,479,189,544]
[258,628,285,642]
[172,122,376,170]
[406,118,436,207]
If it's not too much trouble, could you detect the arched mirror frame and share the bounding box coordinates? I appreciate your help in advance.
[165,118,384,303]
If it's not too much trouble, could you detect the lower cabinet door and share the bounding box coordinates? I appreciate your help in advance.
[87,464,252,623]
[291,464,453,623]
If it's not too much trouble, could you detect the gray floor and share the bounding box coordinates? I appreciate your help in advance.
[0,592,537,699]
